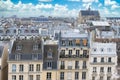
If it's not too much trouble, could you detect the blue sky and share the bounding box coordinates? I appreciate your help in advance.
[0,0,120,17]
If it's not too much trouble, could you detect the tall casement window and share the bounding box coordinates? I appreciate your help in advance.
[75,72,79,80]
[29,64,34,71]
[16,45,22,50]
[47,49,53,58]
[68,40,73,46]
[61,40,66,46]
[33,44,38,50]
[75,61,79,69]
[47,72,51,80]
[19,75,23,80]
[108,57,111,62]
[93,67,97,72]
[75,39,80,46]
[82,39,87,46]
[12,75,16,80]
[60,72,64,80]
[100,76,104,80]
[92,76,95,80]
[82,72,86,79]
[107,76,111,80]
[36,64,40,71]
[82,61,86,69]
[107,67,111,72]
[93,57,97,62]
[76,50,80,57]
[61,61,65,69]
[19,64,24,72]
[29,75,33,80]
[36,75,40,80]
[68,50,72,56]
[61,50,65,55]
[47,61,52,69]
[101,57,104,62]
[100,67,104,72]
[12,64,16,72]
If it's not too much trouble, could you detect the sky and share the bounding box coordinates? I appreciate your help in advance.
[0,0,120,18]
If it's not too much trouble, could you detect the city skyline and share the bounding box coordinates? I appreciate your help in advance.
[0,0,120,18]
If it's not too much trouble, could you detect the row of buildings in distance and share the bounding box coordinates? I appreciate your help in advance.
[0,8,120,80]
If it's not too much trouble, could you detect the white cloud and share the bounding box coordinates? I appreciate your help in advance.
[39,0,53,2]
[82,0,98,3]
[0,0,79,18]
[99,7,120,17]
[104,0,117,6]
[98,3,102,7]
[68,0,80,2]
[111,4,120,10]
[82,3,92,9]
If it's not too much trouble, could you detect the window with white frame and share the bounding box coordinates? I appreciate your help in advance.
[93,48,97,52]
[12,75,16,80]
[93,67,96,72]
[16,45,22,50]
[107,67,111,72]
[29,75,33,80]
[12,64,16,72]
[100,67,104,72]
[36,64,40,71]
[19,75,23,80]
[101,48,104,52]
[33,44,38,50]
[47,72,51,79]
[60,72,64,80]
[108,57,111,62]
[19,64,24,72]
[29,64,34,71]
[36,75,40,80]
[75,72,79,80]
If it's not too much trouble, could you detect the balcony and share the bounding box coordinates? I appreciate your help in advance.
[59,54,89,58]
[68,66,72,69]
[92,72,97,76]
[75,66,79,69]
[82,66,87,69]
[60,65,65,69]
[90,62,115,65]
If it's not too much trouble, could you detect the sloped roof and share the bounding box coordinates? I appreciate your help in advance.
[91,21,110,26]
[80,10,99,16]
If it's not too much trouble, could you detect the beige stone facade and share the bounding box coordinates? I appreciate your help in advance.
[8,61,43,80]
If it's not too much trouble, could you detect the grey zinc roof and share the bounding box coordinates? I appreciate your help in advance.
[61,31,88,38]
[9,53,42,61]
[80,10,99,16]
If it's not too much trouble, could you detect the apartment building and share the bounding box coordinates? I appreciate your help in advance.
[8,38,43,80]
[58,30,90,80]
[42,40,58,80]
[89,42,117,80]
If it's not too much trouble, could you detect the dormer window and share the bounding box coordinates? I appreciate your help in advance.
[47,49,53,58]
[33,44,38,50]
[101,48,104,52]
[16,45,22,50]
[61,40,66,46]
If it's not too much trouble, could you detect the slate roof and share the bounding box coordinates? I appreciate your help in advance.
[80,10,100,16]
